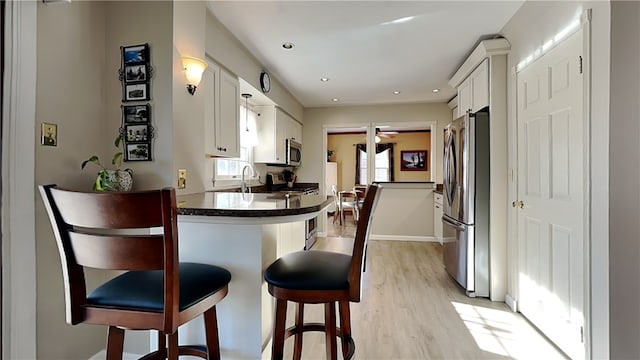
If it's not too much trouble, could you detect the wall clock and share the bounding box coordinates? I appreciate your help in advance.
[260,71,271,93]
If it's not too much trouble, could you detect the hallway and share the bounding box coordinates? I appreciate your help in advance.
[274,215,568,359]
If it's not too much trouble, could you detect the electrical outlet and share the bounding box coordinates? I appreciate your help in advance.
[178,169,187,189]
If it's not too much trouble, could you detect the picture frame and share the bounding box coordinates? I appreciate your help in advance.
[125,143,151,161]
[124,64,147,83]
[400,150,428,171]
[124,83,150,102]
[122,44,149,65]
[125,124,150,142]
[123,104,150,124]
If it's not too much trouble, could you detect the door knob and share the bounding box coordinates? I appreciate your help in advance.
[512,200,524,209]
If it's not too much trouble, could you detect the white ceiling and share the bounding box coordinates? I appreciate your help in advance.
[207,1,523,108]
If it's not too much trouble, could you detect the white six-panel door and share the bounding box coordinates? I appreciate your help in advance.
[516,29,585,359]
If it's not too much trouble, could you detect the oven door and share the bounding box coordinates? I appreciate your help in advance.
[305,216,317,250]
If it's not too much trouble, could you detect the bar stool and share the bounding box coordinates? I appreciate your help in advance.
[264,184,381,359]
[39,185,231,360]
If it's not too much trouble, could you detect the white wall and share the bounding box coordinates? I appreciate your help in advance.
[105,1,174,191]
[500,1,611,358]
[35,1,110,358]
[608,2,640,358]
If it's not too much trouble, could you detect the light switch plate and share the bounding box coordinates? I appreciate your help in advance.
[41,123,58,146]
[178,169,187,189]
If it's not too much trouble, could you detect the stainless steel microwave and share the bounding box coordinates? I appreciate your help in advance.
[286,139,302,167]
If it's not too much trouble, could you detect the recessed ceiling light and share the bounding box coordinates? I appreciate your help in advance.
[432,89,440,93]
[282,42,295,50]
[393,91,401,95]
[332,98,339,102]
[320,77,329,82]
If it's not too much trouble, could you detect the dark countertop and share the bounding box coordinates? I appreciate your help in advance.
[176,192,331,217]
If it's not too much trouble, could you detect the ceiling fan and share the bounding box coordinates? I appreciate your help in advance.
[376,127,398,139]
[374,127,398,143]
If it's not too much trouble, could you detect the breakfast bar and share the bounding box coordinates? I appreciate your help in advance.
[171,192,331,359]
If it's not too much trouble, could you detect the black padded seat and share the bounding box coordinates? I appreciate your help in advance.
[88,263,231,311]
[264,251,351,291]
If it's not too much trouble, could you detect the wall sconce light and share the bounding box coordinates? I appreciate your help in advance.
[182,56,207,95]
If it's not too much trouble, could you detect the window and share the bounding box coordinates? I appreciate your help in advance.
[357,144,393,184]
[214,105,257,180]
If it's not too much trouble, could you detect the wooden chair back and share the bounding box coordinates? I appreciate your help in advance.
[348,184,381,302]
[38,185,180,331]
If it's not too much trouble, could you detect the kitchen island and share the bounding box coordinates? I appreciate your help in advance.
[166,192,331,359]
[371,182,436,241]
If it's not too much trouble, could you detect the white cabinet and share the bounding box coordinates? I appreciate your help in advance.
[204,63,240,158]
[326,162,337,213]
[254,106,302,164]
[434,192,443,244]
[285,115,302,144]
[457,58,489,117]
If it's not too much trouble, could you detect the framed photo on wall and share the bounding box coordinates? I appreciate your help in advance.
[122,44,149,65]
[400,150,428,171]
[124,83,149,102]
[122,104,150,124]
[125,143,151,161]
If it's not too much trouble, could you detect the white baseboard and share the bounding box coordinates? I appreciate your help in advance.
[505,293,518,312]
[370,234,438,242]
[89,350,142,360]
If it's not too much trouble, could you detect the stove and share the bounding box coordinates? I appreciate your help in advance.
[266,172,318,195]
[266,172,319,250]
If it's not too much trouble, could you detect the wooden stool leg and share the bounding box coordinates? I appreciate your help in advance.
[339,301,352,357]
[272,299,288,360]
[204,306,221,360]
[106,326,125,360]
[167,332,179,360]
[324,302,337,360]
[293,303,304,360]
[155,331,167,360]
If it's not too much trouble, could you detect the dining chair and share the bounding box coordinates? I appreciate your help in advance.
[39,185,231,360]
[352,185,367,211]
[264,184,381,359]
[331,185,359,226]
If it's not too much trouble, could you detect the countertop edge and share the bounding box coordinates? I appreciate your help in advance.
[177,197,332,218]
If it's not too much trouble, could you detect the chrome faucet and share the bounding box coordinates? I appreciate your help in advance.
[241,164,254,194]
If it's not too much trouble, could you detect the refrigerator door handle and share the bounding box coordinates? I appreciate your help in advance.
[442,216,466,231]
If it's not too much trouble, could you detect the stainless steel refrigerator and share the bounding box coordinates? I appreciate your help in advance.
[442,108,490,297]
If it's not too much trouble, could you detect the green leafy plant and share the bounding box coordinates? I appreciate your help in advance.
[81,135,132,191]
[327,149,335,161]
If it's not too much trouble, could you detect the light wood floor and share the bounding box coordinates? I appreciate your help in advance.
[266,215,567,359]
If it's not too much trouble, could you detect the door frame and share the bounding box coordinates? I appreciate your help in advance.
[2,2,38,359]
[508,11,592,359]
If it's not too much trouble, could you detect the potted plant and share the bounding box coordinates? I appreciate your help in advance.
[81,135,133,191]
[327,149,335,162]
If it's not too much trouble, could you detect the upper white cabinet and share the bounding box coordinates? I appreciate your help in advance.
[254,106,302,164]
[204,62,240,158]
[457,58,489,117]
[284,113,303,144]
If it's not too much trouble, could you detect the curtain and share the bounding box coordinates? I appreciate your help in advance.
[354,143,394,184]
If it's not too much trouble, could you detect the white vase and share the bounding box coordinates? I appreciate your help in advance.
[105,169,133,191]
